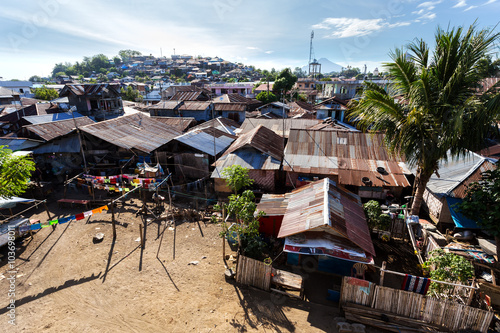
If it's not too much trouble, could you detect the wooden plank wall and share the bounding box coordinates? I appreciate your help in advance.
[235,255,272,291]
[339,277,376,307]
[342,277,494,332]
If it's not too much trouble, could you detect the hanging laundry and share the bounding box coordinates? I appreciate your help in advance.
[30,224,42,230]
[402,274,431,295]
[75,213,85,221]
[59,217,72,224]
[49,219,59,225]
[40,221,50,228]
[83,211,93,218]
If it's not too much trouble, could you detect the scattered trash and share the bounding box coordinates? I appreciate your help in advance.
[93,233,105,243]
[188,261,199,265]
[201,256,207,259]
[135,237,141,242]
[168,227,174,231]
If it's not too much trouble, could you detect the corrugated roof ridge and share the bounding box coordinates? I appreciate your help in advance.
[445,153,486,196]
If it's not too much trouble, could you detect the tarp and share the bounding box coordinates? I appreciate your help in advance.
[0,197,36,209]
[284,232,374,264]
[447,197,479,229]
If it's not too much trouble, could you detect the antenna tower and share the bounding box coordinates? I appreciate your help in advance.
[308,30,321,78]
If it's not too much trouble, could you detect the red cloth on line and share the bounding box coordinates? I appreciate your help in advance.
[75,213,85,220]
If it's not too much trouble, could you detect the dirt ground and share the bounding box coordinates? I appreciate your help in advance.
[0,195,381,333]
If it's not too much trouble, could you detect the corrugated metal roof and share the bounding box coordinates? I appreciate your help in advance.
[147,100,183,110]
[213,103,247,112]
[277,178,375,256]
[257,102,290,111]
[32,135,81,154]
[256,193,291,216]
[212,148,281,177]
[283,129,410,187]
[188,117,240,135]
[179,101,211,111]
[451,160,497,199]
[22,112,84,125]
[24,117,95,141]
[0,103,55,123]
[150,116,196,132]
[175,128,235,156]
[222,124,284,160]
[80,114,181,154]
[423,150,496,198]
[0,137,42,151]
[59,83,121,97]
[170,91,209,101]
[212,94,255,104]
[238,118,322,138]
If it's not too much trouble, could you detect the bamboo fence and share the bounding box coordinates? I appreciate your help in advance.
[235,255,272,291]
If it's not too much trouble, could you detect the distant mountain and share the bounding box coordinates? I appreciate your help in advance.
[301,58,343,74]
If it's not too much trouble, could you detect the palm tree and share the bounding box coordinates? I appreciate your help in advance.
[349,24,500,215]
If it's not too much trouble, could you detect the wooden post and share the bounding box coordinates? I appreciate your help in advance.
[142,187,146,215]
[64,174,68,198]
[380,261,387,286]
[139,223,144,249]
[111,203,116,239]
[492,269,496,286]
[223,224,226,261]
[467,279,476,306]
[44,201,52,220]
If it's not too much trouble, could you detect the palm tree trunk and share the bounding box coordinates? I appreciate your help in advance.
[410,170,433,216]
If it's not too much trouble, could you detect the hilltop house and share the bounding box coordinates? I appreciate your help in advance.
[59,84,124,120]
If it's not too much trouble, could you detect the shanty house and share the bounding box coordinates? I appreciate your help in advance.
[77,114,181,173]
[256,102,290,118]
[172,128,236,180]
[59,84,123,120]
[283,129,411,199]
[212,125,284,193]
[315,96,348,121]
[277,178,375,275]
[421,151,497,230]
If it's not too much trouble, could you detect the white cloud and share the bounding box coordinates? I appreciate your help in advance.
[417,1,442,9]
[484,0,496,4]
[464,5,478,10]
[312,17,411,39]
[264,51,274,54]
[246,46,259,50]
[453,0,467,7]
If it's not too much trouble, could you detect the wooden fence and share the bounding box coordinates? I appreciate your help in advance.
[341,277,494,332]
[389,217,407,239]
[235,255,272,291]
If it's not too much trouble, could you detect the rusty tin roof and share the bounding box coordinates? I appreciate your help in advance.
[277,177,375,256]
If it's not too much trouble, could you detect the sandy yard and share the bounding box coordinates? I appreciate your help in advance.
[0,197,356,333]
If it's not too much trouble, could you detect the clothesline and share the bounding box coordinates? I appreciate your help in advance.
[380,267,477,289]
[19,205,109,232]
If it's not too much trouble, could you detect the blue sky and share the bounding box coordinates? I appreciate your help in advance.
[0,0,498,79]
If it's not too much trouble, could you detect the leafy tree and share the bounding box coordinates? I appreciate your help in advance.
[120,86,143,102]
[355,73,365,80]
[477,55,500,78]
[0,146,36,198]
[363,200,391,230]
[54,71,67,78]
[342,66,361,78]
[29,75,42,82]
[216,166,267,260]
[348,24,500,215]
[113,56,122,66]
[423,249,474,294]
[293,67,307,78]
[51,63,69,77]
[221,165,254,194]
[273,68,298,97]
[119,49,142,62]
[459,161,500,257]
[255,91,278,104]
[33,86,59,101]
